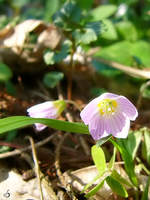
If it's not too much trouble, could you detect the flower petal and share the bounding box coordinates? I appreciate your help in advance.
[27,101,57,118]
[34,123,47,131]
[80,96,102,125]
[89,114,110,140]
[112,116,130,138]
[117,96,138,120]
[101,93,119,99]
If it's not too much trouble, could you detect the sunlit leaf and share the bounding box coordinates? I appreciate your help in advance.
[73,22,102,44]
[106,176,128,198]
[95,41,133,66]
[90,5,117,21]
[111,170,133,187]
[44,40,71,65]
[102,19,118,40]
[85,179,105,198]
[110,139,138,186]
[0,116,89,135]
[130,41,150,67]
[108,147,116,170]
[44,0,59,21]
[116,21,138,41]
[121,130,142,159]
[91,145,106,176]
[43,51,55,65]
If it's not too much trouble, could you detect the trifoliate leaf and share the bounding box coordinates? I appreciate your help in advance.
[44,40,72,65]
[44,51,55,65]
[73,22,102,44]
[43,71,64,88]
[53,0,82,28]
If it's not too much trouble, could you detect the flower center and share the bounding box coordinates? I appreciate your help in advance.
[97,99,118,116]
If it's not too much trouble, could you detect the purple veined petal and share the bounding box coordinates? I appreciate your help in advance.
[27,101,54,113]
[109,113,130,138]
[88,113,110,140]
[104,112,125,136]
[34,123,47,131]
[117,96,138,120]
[80,93,118,125]
[34,114,57,131]
[27,101,57,118]
[80,96,103,125]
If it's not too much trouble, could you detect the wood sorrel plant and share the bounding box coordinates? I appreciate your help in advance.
[0,92,145,199]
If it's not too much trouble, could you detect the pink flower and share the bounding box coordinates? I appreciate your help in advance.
[80,93,138,140]
[27,100,66,131]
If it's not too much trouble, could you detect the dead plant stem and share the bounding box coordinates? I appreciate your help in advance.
[0,134,55,159]
[28,136,44,200]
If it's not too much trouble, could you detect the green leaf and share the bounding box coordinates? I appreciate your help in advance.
[0,116,89,135]
[44,0,59,22]
[96,135,112,146]
[111,170,133,187]
[108,147,116,170]
[55,39,72,62]
[101,19,118,40]
[95,41,133,66]
[106,176,128,198]
[0,63,12,82]
[141,176,150,200]
[85,179,105,198]
[53,0,82,28]
[110,139,138,186]
[144,128,150,165]
[90,5,117,21]
[44,51,55,65]
[130,41,150,67]
[121,130,142,159]
[116,21,138,41]
[91,145,106,176]
[76,0,93,10]
[5,80,16,96]
[43,72,64,89]
[82,174,101,192]
[73,22,102,44]
[44,40,71,65]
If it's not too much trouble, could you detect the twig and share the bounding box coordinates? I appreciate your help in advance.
[65,99,81,111]
[28,136,44,200]
[57,83,64,100]
[79,136,90,156]
[0,134,55,159]
[88,57,150,79]
[55,132,70,187]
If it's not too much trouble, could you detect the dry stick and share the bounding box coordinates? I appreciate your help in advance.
[88,57,150,79]
[28,136,44,200]
[0,134,55,159]
[55,132,70,187]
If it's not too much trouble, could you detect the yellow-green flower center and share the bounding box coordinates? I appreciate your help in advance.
[97,98,118,116]
[53,100,66,115]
